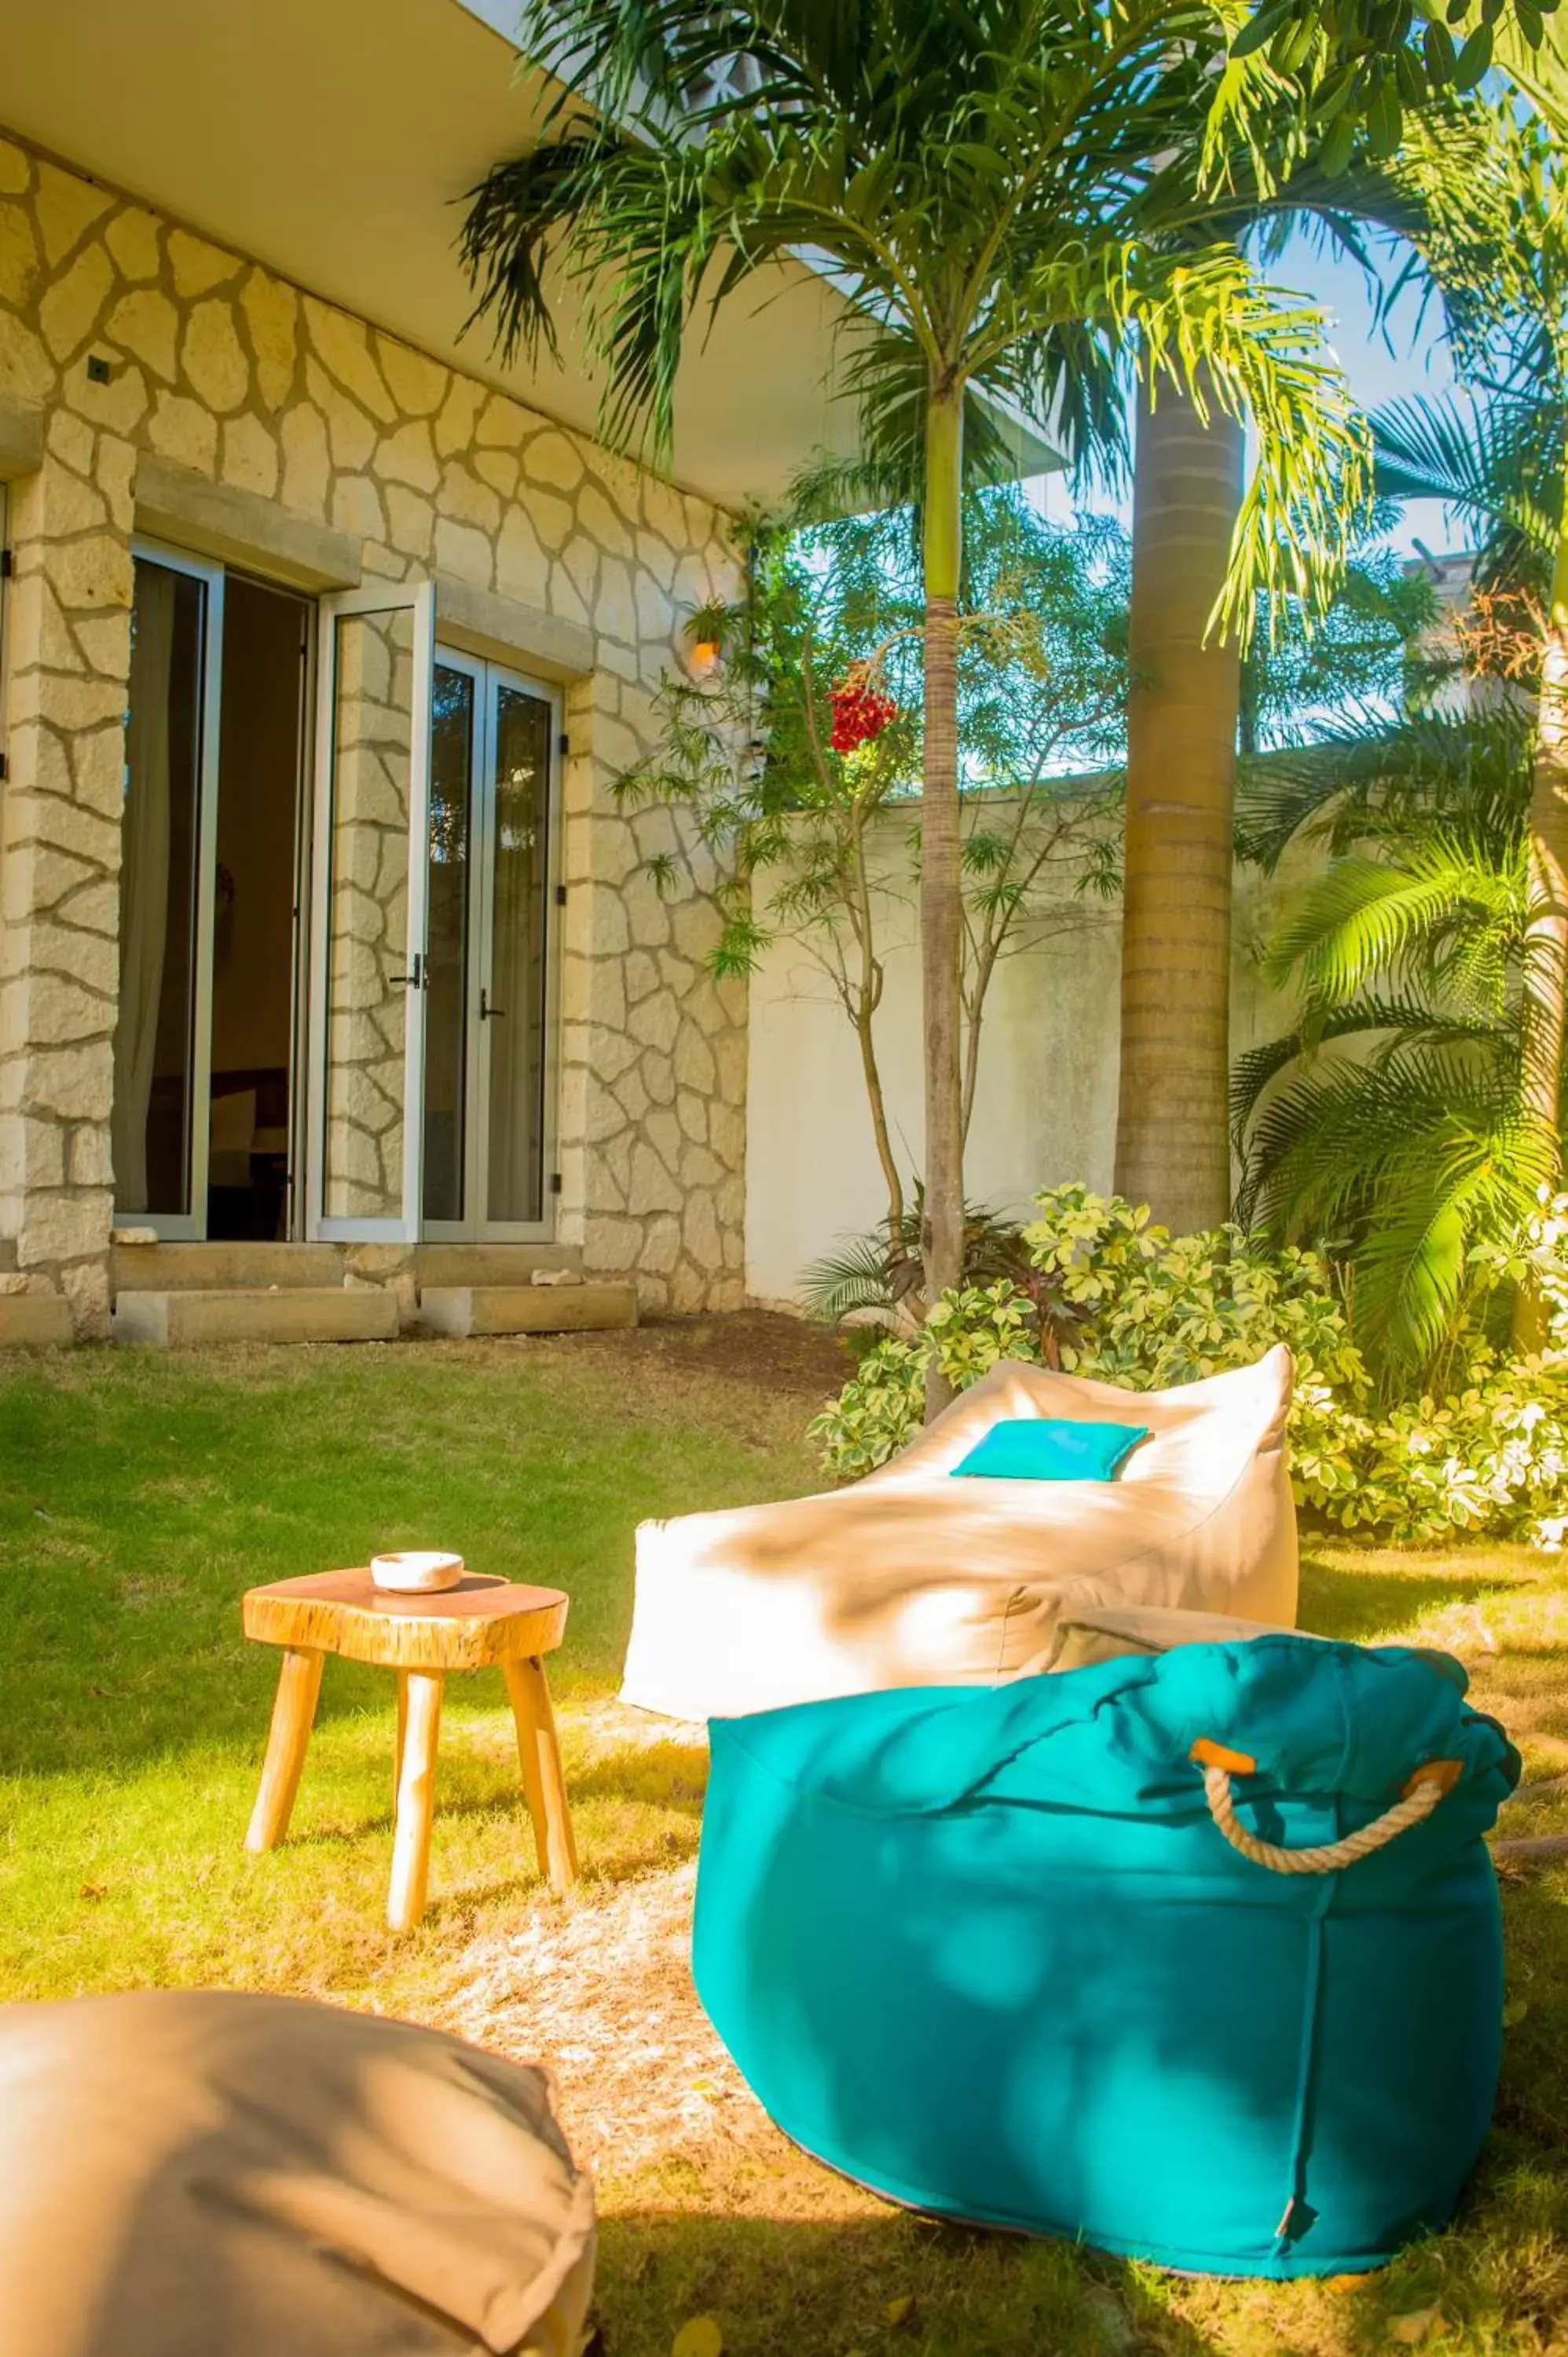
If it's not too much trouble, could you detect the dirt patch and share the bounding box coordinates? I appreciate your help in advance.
[559,1310,855,1403]
[431,1701,864,2217]
[434,1853,877,2237]
[436,1861,750,2182]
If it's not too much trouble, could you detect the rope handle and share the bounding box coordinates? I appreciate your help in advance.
[1190,1739,1464,1876]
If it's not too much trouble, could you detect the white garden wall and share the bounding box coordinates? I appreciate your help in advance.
[744,802,1309,1307]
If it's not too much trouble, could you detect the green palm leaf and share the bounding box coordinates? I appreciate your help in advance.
[1237,706,1534,871]
[1374,391,1562,555]
[1262,834,1526,1008]
[462,0,1384,632]
[1229,995,1507,1175]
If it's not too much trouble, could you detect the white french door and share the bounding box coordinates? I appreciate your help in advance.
[114,542,225,1239]
[422,650,559,1241]
[306,583,436,1244]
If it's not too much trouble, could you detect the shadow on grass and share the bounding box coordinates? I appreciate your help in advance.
[592,2209,1224,2357]
[1299,1558,1529,1645]
[568,1745,709,1813]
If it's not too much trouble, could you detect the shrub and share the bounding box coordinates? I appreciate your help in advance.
[808,1182,1568,1547]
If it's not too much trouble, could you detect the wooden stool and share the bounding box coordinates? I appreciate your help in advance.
[242,1568,577,1930]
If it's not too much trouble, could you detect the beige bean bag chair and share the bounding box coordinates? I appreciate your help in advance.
[0,1989,595,2357]
[621,1344,1298,1721]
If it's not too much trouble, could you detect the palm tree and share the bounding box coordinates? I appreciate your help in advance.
[460,0,1369,1411]
[1112,110,1508,1235]
[1373,360,1568,1340]
[1233,706,1548,1381]
[1398,88,1568,1333]
[1116,373,1245,1230]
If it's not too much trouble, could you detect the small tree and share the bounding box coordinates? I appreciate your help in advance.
[615,490,1126,1253]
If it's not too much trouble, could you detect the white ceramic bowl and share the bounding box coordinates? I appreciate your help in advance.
[371,1549,464,1594]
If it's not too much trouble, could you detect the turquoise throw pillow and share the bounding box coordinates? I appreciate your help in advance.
[951,1418,1149,1481]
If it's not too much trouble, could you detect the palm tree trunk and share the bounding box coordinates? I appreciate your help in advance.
[1116,369,1244,1234]
[1514,513,1568,1351]
[921,382,965,1418]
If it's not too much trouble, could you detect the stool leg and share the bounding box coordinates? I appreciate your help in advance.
[388,1670,443,1931]
[245,1647,324,1852]
[394,1670,408,1815]
[504,1655,578,1895]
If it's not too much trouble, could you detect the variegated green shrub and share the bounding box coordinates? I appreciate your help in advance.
[809,1182,1568,1547]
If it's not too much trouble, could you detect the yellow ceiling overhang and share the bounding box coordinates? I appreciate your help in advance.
[2,0,1059,511]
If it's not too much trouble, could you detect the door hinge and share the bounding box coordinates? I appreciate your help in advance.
[0,548,13,579]
[0,753,7,782]
[558,730,570,757]
[550,1172,562,1196]
[555,882,567,907]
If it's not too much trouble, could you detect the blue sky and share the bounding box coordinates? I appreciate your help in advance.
[1036,224,1467,559]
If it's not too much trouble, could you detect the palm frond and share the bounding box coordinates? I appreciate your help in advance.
[1236,705,1535,872]
[798,1230,920,1323]
[1372,390,1563,589]
[1229,994,1509,1175]
[1262,837,1526,1009]
[1353,1104,1552,1369]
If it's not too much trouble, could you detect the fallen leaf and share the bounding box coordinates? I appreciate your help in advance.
[672,2318,723,2357]
[1324,2275,1366,2293]
[1389,2307,1442,2344]
[1503,1997,1530,2027]
[79,1883,107,1901]
[885,2294,916,2329]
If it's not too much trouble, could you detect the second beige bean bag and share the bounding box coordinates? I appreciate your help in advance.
[0,1989,596,2357]
[620,1344,1299,1721]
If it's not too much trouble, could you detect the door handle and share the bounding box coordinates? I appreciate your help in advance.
[400,953,424,988]
[480,988,505,1021]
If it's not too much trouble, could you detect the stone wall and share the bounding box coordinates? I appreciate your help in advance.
[0,133,746,1331]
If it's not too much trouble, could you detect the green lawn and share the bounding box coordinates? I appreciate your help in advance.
[1,1323,1565,2357]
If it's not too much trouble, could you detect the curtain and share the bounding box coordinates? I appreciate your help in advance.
[112,564,176,1214]
[486,688,550,1225]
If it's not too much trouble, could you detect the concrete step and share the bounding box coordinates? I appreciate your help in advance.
[0,1292,72,1345]
[413,1243,581,1289]
[112,1287,398,1348]
[415,1283,636,1340]
[113,1241,346,1294]
[0,1238,17,1274]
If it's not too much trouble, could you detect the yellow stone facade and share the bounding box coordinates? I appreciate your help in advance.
[0,136,747,1333]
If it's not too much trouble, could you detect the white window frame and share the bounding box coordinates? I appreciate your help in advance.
[420,645,562,1244]
[473,657,563,1244]
[305,581,436,1244]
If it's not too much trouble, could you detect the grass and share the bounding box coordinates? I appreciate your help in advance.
[1,1319,1566,2357]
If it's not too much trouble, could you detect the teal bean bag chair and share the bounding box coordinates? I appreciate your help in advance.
[694,1636,1519,2277]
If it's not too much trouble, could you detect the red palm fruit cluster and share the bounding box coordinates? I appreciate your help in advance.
[830,663,897,753]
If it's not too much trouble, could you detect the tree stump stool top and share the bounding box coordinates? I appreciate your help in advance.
[242,1568,570,1670]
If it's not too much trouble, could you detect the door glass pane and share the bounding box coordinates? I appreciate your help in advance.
[321,607,416,1221]
[486,686,552,1226]
[423,664,474,1225]
[112,558,207,1218]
